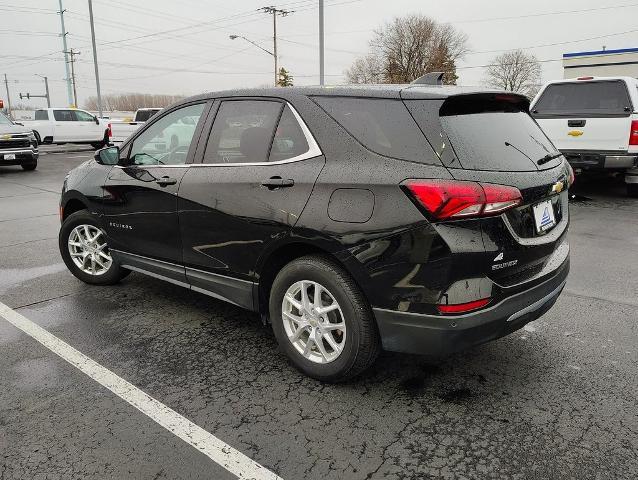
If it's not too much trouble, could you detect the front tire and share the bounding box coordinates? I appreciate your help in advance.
[21,161,37,171]
[59,210,129,285]
[269,255,380,382]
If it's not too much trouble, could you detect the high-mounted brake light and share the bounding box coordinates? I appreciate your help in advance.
[403,180,522,220]
[629,120,638,146]
[437,298,491,314]
[577,76,594,80]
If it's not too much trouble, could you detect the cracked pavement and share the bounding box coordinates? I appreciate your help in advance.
[0,155,636,479]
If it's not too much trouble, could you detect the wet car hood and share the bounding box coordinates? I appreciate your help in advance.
[0,123,33,135]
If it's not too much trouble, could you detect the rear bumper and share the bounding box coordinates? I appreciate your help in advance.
[561,150,637,170]
[373,256,569,355]
[0,148,38,165]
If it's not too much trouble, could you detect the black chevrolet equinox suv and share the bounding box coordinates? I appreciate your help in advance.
[59,85,571,381]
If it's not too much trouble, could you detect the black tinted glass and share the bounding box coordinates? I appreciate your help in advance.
[440,111,558,171]
[204,100,282,164]
[53,110,74,121]
[136,110,159,122]
[269,106,309,162]
[313,97,436,163]
[533,81,631,116]
[34,110,48,120]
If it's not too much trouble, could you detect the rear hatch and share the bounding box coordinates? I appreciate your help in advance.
[403,92,570,291]
[530,79,633,152]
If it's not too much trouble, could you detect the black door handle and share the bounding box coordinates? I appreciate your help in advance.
[156,176,177,187]
[261,176,294,189]
[568,119,586,127]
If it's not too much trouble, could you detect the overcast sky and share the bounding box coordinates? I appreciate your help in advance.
[2,0,637,108]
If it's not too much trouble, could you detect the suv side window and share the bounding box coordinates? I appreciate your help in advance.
[74,110,95,122]
[53,110,75,121]
[269,105,310,162]
[203,100,283,164]
[129,103,205,166]
[34,110,49,120]
[313,96,435,163]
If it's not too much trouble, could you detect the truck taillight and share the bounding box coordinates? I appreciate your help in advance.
[629,120,638,146]
[402,180,522,220]
[107,123,112,138]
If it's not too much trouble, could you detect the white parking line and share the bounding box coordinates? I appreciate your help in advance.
[0,301,282,480]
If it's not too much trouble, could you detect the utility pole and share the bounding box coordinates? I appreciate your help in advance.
[88,0,103,118]
[65,49,80,107]
[58,0,73,107]
[319,0,325,86]
[3,74,12,119]
[260,6,292,87]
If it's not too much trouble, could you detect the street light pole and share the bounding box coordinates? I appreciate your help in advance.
[260,7,292,87]
[319,0,325,85]
[88,0,103,118]
[3,74,12,119]
[35,75,51,107]
[58,0,74,107]
[229,35,277,85]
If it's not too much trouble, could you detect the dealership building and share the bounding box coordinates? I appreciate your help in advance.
[563,47,638,78]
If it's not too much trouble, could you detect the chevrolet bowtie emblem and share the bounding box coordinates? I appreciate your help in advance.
[552,181,564,194]
[568,130,583,137]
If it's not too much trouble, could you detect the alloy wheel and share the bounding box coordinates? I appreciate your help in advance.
[67,224,112,276]
[281,280,347,364]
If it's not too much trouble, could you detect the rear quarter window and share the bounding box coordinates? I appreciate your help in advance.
[312,96,438,164]
[34,110,49,120]
[532,80,632,117]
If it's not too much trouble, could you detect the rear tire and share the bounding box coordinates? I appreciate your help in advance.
[59,210,129,285]
[269,255,380,382]
[21,161,37,171]
[627,183,638,198]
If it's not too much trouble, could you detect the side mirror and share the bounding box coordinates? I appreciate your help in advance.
[94,116,100,124]
[95,146,120,165]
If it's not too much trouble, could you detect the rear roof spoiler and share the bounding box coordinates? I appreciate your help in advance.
[410,72,444,86]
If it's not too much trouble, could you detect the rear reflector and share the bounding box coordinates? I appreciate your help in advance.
[403,179,522,220]
[630,120,638,146]
[437,298,491,314]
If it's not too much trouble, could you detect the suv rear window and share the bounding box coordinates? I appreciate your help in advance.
[313,97,438,164]
[136,109,159,122]
[532,80,632,117]
[34,110,48,120]
[406,94,560,172]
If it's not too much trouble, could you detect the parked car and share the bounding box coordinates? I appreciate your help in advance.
[25,108,109,149]
[0,111,38,170]
[108,108,161,145]
[58,86,571,381]
[531,76,638,196]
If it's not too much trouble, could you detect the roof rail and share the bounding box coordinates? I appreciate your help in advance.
[410,72,444,86]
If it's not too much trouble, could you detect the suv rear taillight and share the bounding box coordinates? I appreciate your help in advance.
[629,120,638,146]
[403,179,522,220]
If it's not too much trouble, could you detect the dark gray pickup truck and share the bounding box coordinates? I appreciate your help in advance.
[0,112,39,170]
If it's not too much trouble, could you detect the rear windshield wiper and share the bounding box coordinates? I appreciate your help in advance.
[537,152,563,165]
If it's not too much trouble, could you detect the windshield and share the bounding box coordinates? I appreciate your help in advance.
[532,80,632,117]
[0,112,13,125]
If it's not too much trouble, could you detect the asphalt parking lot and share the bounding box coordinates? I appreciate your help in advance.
[1,149,637,480]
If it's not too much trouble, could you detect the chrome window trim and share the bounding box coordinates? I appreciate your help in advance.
[193,101,322,167]
[112,102,322,169]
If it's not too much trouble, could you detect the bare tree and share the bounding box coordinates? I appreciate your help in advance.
[84,93,184,111]
[345,14,468,85]
[484,49,541,98]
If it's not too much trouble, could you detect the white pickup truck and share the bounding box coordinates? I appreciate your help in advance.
[25,108,109,149]
[531,76,638,196]
[108,108,161,145]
